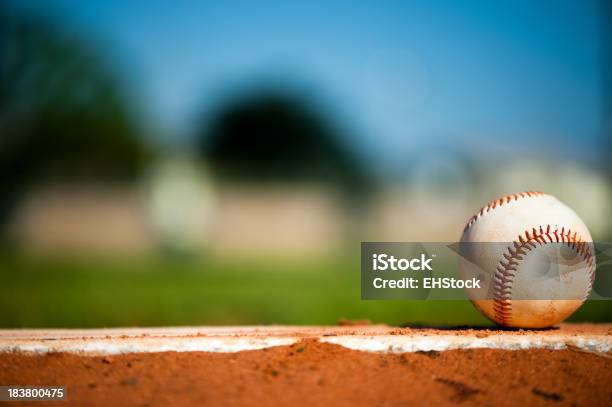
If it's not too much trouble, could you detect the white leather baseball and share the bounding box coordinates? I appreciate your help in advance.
[458,192,596,328]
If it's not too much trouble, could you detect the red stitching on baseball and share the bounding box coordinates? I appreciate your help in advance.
[464,191,547,232]
[492,226,595,326]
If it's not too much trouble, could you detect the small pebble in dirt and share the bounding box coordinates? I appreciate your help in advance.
[296,347,305,353]
[120,377,139,386]
[88,383,97,389]
[101,358,111,364]
[532,388,564,402]
[435,378,479,402]
[416,350,440,358]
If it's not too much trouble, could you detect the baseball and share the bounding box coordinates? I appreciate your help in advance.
[458,191,596,328]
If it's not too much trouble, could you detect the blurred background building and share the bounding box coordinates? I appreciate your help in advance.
[0,0,610,326]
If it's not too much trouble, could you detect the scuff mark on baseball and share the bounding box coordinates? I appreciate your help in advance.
[459,191,596,328]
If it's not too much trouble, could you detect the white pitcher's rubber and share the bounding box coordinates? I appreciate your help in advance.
[0,324,610,355]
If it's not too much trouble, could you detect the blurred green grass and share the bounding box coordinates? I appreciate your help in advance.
[0,254,609,328]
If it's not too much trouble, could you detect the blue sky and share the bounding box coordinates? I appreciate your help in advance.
[12,0,605,169]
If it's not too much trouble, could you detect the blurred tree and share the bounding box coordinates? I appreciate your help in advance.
[0,5,149,227]
[196,90,370,195]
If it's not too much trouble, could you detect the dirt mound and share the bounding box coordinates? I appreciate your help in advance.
[1,339,610,406]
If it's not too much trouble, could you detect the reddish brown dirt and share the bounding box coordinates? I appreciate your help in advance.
[1,340,611,407]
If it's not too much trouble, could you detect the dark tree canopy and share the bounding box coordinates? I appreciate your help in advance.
[197,91,369,193]
[0,6,149,224]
